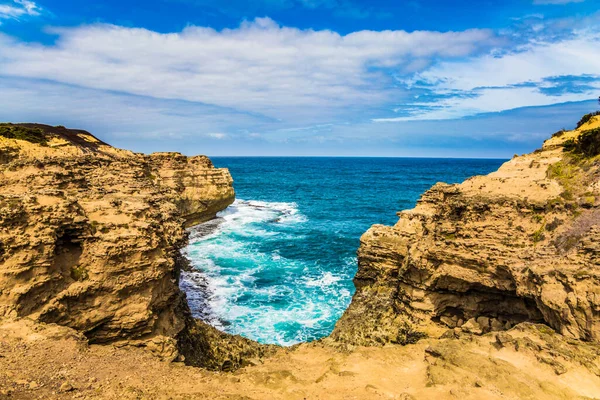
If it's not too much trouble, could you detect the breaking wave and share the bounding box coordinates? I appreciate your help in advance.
[181,199,355,346]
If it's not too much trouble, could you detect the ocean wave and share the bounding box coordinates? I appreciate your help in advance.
[181,198,354,346]
[219,199,307,224]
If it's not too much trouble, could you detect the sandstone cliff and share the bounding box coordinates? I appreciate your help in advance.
[2,119,600,399]
[0,123,268,365]
[332,114,600,347]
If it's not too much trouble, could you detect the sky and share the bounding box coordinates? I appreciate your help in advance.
[0,0,599,157]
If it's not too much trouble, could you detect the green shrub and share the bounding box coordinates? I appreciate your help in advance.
[71,265,88,281]
[576,112,600,129]
[394,322,427,345]
[532,226,546,244]
[571,128,600,157]
[0,124,48,145]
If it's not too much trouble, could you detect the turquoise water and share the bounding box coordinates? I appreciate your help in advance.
[181,157,505,345]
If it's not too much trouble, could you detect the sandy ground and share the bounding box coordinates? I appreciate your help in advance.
[1,319,599,400]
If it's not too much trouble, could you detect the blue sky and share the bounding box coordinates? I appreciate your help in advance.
[0,0,599,157]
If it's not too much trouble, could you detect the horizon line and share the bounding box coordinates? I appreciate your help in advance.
[207,155,511,160]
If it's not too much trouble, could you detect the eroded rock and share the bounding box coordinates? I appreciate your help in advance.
[332,116,600,346]
[0,124,241,365]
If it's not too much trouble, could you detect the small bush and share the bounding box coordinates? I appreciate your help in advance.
[570,128,600,157]
[531,223,546,244]
[560,190,574,200]
[0,124,48,145]
[71,265,88,281]
[547,161,578,185]
[552,129,566,138]
[394,322,427,345]
[576,112,600,129]
[563,139,576,152]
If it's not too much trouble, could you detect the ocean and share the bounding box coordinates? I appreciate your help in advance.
[180,157,505,346]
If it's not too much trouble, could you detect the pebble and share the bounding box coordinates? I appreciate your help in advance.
[59,382,74,392]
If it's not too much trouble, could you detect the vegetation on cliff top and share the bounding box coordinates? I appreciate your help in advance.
[576,111,600,129]
[564,128,600,158]
[0,123,48,146]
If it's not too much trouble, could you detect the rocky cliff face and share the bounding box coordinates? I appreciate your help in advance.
[332,115,600,346]
[0,123,248,362]
[2,120,600,399]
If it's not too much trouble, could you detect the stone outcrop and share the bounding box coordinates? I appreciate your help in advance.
[332,115,600,346]
[0,123,254,364]
[149,152,235,227]
[2,119,600,398]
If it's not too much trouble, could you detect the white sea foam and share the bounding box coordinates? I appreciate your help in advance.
[219,199,307,224]
[186,199,307,244]
[181,198,354,346]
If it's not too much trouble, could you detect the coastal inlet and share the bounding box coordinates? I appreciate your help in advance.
[180,157,505,345]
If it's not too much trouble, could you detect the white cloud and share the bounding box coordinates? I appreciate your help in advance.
[0,18,495,124]
[0,77,270,142]
[207,132,228,139]
[1,15,598,136]
[378,31,600,121]
[413,33,600,91]
[0,0,40,21]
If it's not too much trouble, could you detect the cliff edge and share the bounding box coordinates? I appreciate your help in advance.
[0,123,272,367]
[1,120,600,399]
[332,114,600,346]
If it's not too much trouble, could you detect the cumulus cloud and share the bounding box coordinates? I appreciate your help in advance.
[0,0,40,21]
[0,18,496,125]
[1,14,599,144]
[0,77,596,157]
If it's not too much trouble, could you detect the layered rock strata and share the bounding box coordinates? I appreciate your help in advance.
[0,123,270,368]
[332,115,600,346]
